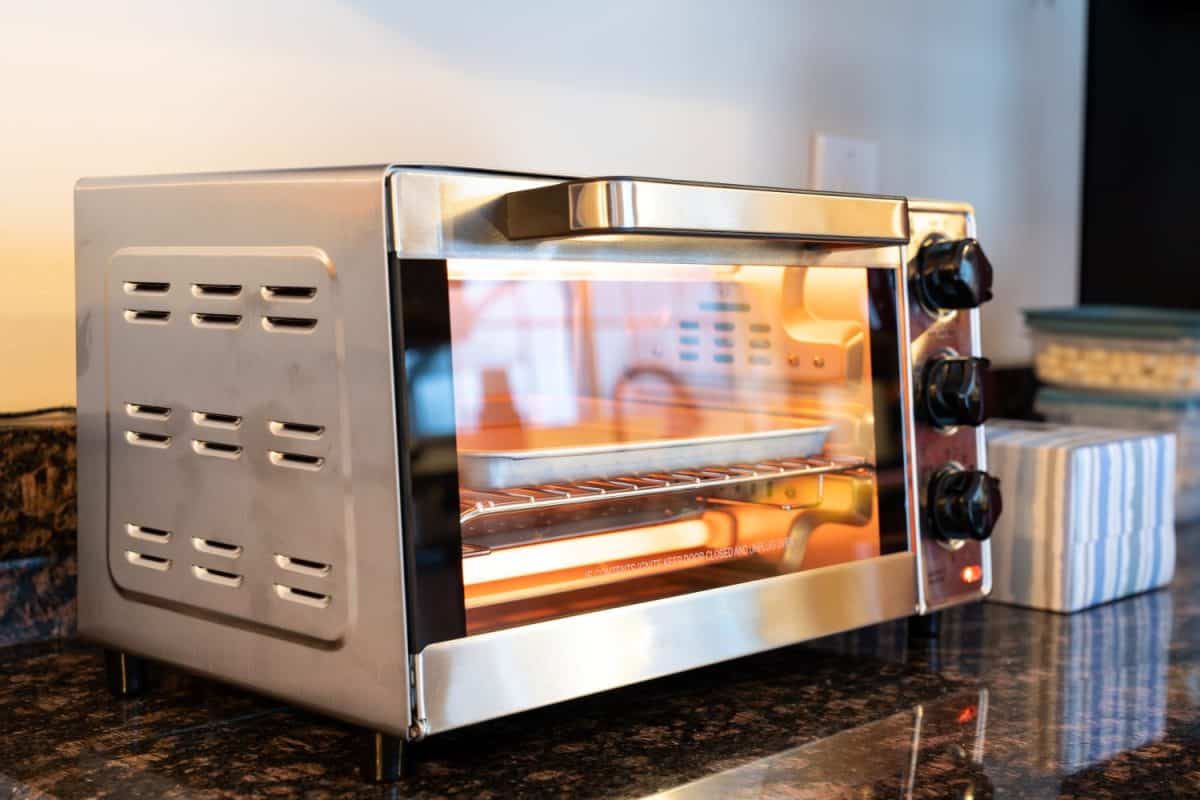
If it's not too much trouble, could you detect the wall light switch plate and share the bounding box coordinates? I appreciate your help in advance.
[811,133,880,194]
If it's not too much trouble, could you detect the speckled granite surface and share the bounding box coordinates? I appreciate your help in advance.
[0,525,1197,797]
[0,413,77,646]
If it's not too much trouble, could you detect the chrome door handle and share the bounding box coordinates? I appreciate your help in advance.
[502,177,909,245]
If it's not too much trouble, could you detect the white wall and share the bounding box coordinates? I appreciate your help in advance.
[0,0,1087,410]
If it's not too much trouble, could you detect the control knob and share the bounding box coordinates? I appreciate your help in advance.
[913,236,994,310]
[926,466,1002,542]
[919,355,991,428]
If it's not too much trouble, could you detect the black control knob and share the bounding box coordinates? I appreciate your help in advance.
[927,467,1002,542]
[919,355,991,428]
[913,236,994,310]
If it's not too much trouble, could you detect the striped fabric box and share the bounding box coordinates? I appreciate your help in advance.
[986,420,1176,612]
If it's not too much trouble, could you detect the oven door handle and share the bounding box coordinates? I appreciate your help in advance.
[501,177,909,245]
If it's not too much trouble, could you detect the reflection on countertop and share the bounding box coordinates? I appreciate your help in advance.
[2,527,1199,798]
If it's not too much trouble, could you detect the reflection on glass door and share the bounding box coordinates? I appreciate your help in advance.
[443,260,907,633]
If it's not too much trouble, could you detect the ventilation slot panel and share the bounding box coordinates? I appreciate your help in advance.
[274,554,331,578]
[274,584,331,609]
[192,537,243,559]
[192,565,243,588]
[268,420,325,440]
[126,523,171,543]
[126,431,172,449]
[123,281,170,295]
[192,440,243,459]
[262,285,317,302]
[123,309,170,325]
[262,316,318,333]
[191,312,242,329]
[193,411,243,430]
[126,551,171,571]
[125,402,171,421]
[191,283,242,298]
[268,451,324,471]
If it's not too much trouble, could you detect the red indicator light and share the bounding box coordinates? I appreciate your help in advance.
[957,705,978,724]
[960,564,983,584]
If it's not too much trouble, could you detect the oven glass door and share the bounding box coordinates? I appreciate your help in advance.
[397,257,909,640]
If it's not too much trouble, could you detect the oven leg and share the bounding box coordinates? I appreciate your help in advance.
[103,649,149,697]
[360,731,411,783]
[908,611,941,640]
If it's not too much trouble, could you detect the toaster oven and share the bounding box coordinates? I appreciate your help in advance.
[74,166,1001,779]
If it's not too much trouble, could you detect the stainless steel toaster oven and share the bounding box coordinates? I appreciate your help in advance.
[74,166,1001,779]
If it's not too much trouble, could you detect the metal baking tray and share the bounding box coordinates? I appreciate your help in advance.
[459,425,833,490]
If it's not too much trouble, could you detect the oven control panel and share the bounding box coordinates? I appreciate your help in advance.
[907,202,1000,610]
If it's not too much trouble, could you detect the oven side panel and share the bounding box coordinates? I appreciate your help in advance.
[74,167,413,735]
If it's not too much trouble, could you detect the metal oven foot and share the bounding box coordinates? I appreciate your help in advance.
[360,731,411,783]
[103,649,149,697]
[907,611,942,640]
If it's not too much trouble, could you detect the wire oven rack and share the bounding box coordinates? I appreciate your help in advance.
[458,454,867,536]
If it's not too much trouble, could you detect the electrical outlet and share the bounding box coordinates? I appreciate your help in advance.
[811,133,880,194]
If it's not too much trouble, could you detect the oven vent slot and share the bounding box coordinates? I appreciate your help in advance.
[191,312,243,329]
[262,285,317,302]
[192,439,243,459]
[193,410,243,430]
[125,402,171,421]
[123,309,170,324]
[192,564,243,588]
[123,281,170,295]
[125,551,171,571]
[191,283,242,298]
[126,523,171,543]
[268,450,324,471]
[262,315,318,333]
[274,553,330,578]
[125,430,171,448]
[274,584,331,609]
[192,537,242,559]
[268,420,324,440]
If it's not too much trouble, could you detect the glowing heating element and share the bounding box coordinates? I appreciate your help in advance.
[461,519,711,586]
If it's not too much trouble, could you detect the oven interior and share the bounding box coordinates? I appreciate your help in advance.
[408,258,909,635]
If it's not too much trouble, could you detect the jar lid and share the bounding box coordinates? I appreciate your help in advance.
[1025,305,1200,340]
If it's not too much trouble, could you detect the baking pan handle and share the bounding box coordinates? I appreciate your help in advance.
[502,177,909,245]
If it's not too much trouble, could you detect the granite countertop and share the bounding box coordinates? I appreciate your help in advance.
[0,412,77,647]
[2,525,1199,798]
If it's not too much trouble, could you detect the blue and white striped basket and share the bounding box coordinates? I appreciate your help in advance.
[986,421,1176,612]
